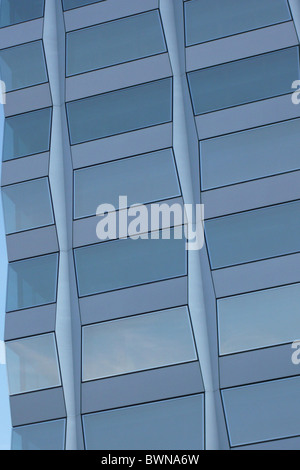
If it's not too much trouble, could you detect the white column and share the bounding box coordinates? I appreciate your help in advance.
[43,0,83,450]
[159,0,220,450]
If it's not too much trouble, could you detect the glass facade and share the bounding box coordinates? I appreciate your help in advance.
[66,78,172,144]
[184,0,291,46]
[83,395,204,450]
[1,0,300,452]
[0,0,45,28]
[222,377,300,447]
[12,420,66,451]
[188,47,300,115]
[200,119,300,190]
[6,253,58,312]
[205,201,300,269]
[67,11,166,76]
[3,108,52,161]
[0,41,48,92]
[218,283,300,355]
[74,149,180,219]
[2,178,54,234]
[82,307,197,381]
[6,333,61,395]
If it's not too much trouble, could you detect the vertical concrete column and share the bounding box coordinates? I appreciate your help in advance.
[289,0,300,41]
[159,0,223,450]
[43,0,83,450]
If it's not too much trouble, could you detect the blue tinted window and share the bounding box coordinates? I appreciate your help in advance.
[74,229,186,296]
[200,119,300,190]
[67,11,166,76]
[185,0,291,46]
[0,0,44,28]
[12,420,66,450]
[2,178,54,234]
[83,395,204,450]
[7,253,58,312]
[6,333,61,395]
[218,283,300,355]
[0,41,48,92]
[62,0,103,10]
[74,149,180,219]
[66,78,172,144]
[83,307,196,381]
[222,377,300,446]
[3,108,52,161]
[205,201,300,269]
[188,47,300,115]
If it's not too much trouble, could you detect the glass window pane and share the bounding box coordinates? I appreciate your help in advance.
[188,47,300,115]
[205,201,300,269]
[83,395,204,450]
[0,40,48,92]
[218,283,300,355]
[67,11,166,76]
[62,0,103,11]
[7,253,58,312]
[0,0,45,28]
[74,229,186,296]
[83,307,197,381]
[2,178,54,234]
[74,149,180,219]
[185,0,291,46]
[12,420,66,450]
[222,377,300,446]
[200,119,300,190]
[6,333,61,395]
[3,108,52,161]
[66,78,172,144]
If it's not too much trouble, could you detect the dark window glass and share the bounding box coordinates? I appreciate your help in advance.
[67,11,166,76]
[222,377,300,446]
[2,178,54,234]
[83,395,204,450]
[200,119,300,190]
[3,108,52,161]
[184,0,291,46]
[12,420,66,450]
[205,201,300,269]
[74,229,186,296]
[66,78,172,144]
[7,253,59,312]
[0,0,44,28]
[188,47,299,115]
[74,149,180,219]
[0,41,48,92]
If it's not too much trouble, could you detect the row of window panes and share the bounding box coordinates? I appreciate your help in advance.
[222,377,300,447]
[205,200,300,269]
[82,307,197,381]
[62,0,103,11]
[6,230,186,312]
[11,394,204,450]
[66,10,166,76]
[184,0,291,47]
[1,148,180,234]
[187,47,300,115]
[6,307,196,395]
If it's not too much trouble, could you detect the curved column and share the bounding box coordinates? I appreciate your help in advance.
[43,0,83,450]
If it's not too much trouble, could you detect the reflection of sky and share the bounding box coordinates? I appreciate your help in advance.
[0,96,11,449]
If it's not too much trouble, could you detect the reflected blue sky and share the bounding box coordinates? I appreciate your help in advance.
[0,94,11,450]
